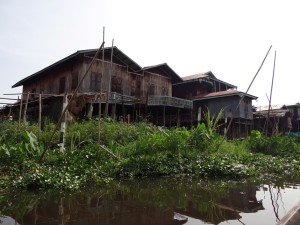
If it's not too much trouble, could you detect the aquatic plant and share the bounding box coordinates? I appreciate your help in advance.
[0,118,300,191]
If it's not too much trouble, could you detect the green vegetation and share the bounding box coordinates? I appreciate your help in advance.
[1,118,300,191]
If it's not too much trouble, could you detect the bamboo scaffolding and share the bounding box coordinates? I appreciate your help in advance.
[265,50,277,135]
[218,45,272,145]
[39,41,105,162]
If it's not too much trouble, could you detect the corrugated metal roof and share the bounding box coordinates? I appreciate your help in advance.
[255,104,286,111]
[253,109,290,118]
[143,63,183,83]
[12,46,142,88]
[175,71,237,89]
[192,90,257,101]
[182,71,213,81]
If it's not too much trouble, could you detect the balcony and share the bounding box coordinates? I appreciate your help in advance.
[147,96,193,109]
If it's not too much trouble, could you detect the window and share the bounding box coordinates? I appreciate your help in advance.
[90,72,101,92]
[136,80,141,97]
[59,77,65,94]
[148,84,155,96]
[71,72,78,90]
[111,76,122,93]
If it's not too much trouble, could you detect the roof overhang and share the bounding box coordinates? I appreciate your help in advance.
[192,91,257,102]
[12,46,142,88]
[173,71,237,89]
[143,63,183,83]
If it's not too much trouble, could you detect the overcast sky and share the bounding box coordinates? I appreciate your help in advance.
[1,0,299,107]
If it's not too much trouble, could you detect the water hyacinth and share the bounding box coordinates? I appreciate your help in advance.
[0,119,299,191]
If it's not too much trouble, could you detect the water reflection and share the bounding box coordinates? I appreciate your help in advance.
[0,178,299,225]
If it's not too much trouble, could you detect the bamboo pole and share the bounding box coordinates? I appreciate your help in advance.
[39,41,105,162]
[105,39,114,116]
[59,94,68,152]
[265,50,277,136]
[23,92,30,123]
[98,26,105,143]
[163,106,166,126]
[224,45,272,139]
[38,93,42,140]
[18,93,24,127]
[177,108,180,127]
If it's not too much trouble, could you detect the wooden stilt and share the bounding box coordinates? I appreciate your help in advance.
[18,93,24,127]
[99,26,105,143]
[87,103,93,118]
[23,92,30,124]
[38,93,42,140]
[177,108,180,127]
[163,106,166,127]
[190,109,193,127]
[59,95,68,152]
[105,39,114,116]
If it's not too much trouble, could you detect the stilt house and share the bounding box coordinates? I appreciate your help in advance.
[12,47,193,125]
[173,72,257,138]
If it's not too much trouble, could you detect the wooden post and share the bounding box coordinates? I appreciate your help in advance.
[59,95,68,152]
[112,103,116,119]
[18,93,24,127]
[122,93,125,119]
[197,106,201,122]
[87,103,93,118]
[133,103,136,122]
[224,113,228,137]
[177,108,180,127]
[99,26,105,143]
[105,39,114,116]
[163,106,166,127]
[190,109,193,127]
[38,93,42,140]
[23,92,30,123]
[265,50,277,136]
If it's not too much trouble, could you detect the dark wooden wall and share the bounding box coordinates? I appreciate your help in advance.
[22,56,173,99]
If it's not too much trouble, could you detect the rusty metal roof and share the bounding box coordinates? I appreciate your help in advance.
[192,90,257,101]
[255,104,287,111]
[181,71,216,81]
[12,46,142,88]
[174,71,237,89]
[253,109,290,118]
[143,63,183,83]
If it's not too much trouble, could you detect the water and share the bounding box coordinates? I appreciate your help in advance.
[0,177,300,225]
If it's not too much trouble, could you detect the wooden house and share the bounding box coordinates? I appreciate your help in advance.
[12,47,193,125]
[253,104,292,135]
[286,103,300,133]
[11,47,258,138]
[173,71,257,138]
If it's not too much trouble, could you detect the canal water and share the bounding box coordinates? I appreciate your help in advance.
[0,177,300,225]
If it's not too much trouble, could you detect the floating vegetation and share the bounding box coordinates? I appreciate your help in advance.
[0,119,299,191]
